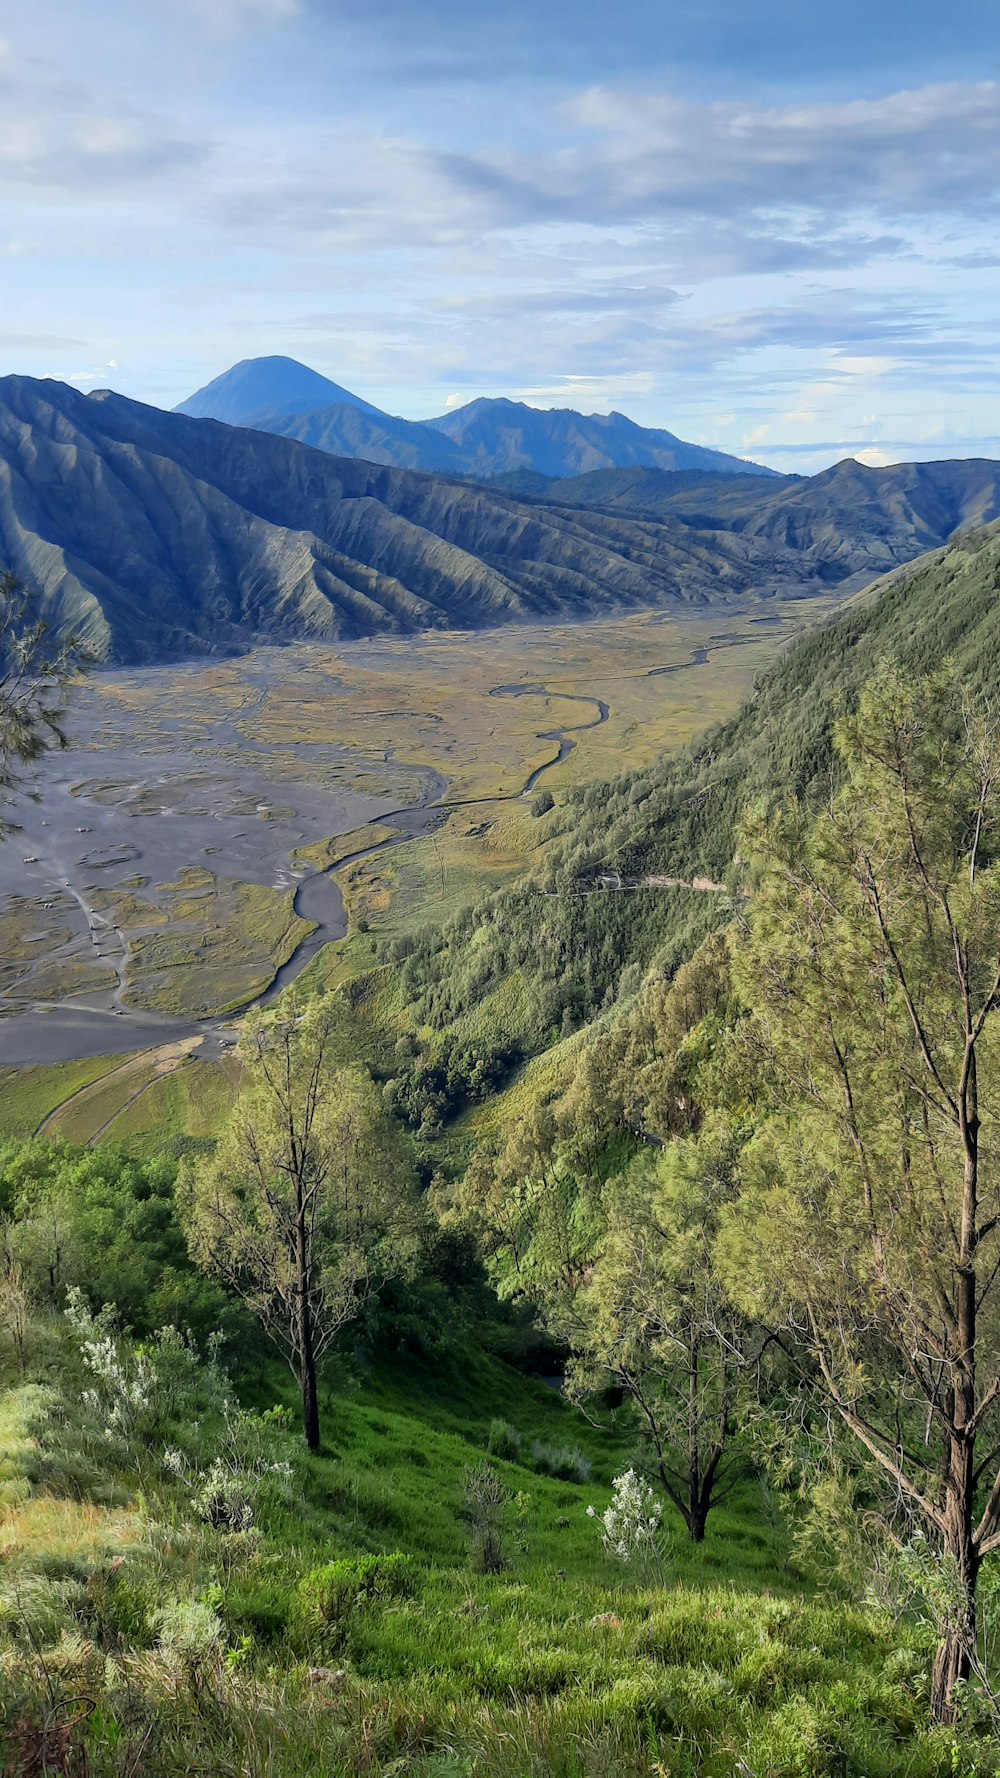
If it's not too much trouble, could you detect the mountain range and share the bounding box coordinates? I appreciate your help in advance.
[3,372,1000,664]
[175,356,777,481]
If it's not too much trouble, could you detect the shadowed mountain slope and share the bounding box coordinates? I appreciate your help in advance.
[251,401,469,474]
[505,458,1000,585]
[421,396,776,479]
[4,375,1000,666]
[0,376,816,663]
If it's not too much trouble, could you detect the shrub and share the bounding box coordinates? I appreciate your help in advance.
[299,1553,413,1640]
[463,1463,526,1575]
[531,1440,591,1483]
[65,1290,226,1455]
[588,1468,663,1569]
[163,1407,294,1535]
[154,1597,223,1664]
[487,1418,523,1461]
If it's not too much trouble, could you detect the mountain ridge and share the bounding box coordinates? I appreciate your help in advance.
[4,373,1000,665]
[176,356,778,480]
[0,375,811,663]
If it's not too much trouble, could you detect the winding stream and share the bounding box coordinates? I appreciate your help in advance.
[0,650,713,1068]
[488,684,610,792]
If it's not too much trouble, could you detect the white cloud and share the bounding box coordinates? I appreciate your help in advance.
[0,58,208,195]
[512,371,660,410]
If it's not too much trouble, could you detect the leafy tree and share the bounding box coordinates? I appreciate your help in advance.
[0,569,90,832]
[568,1124,754,1541]
[183,1007,420,1450]
[0,1140,229,1339]
[722,666,1000,1721]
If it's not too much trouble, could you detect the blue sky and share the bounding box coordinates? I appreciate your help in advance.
[3,0,1000,471]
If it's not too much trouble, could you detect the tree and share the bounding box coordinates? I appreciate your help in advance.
[567,1123,753,1541]
[183,1007,419,1450]
[0,1140,228,1339]
[0,569,89,832]
[722,665,1000,1721]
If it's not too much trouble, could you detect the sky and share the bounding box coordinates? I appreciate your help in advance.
[3,0,1000,472]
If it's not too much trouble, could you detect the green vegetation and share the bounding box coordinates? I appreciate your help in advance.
[9,536,1000,1769]
[370,526,1000,1091]
[185,1008,420,1448]
[0,1178,985,1777]
[0,1055,134,1140]
[126,873,313,1018]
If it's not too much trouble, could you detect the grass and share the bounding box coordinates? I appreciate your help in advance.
[102,1057,238,1146]
[125,875,312,1017]
[0,1331,980,1778]
[341,803,548,940]
[294,821,399,871]
[0,1055,133,1140]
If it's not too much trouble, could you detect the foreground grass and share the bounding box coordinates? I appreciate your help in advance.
[0,1335,992,1777]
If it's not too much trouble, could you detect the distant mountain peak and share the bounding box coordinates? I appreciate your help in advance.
[174,357,777,479]
[175,355,382,427]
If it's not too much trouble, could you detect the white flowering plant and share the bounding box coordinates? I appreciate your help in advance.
[164,1404,294,1536]
[65,1287,227,1455]
[587,1468,664,1571]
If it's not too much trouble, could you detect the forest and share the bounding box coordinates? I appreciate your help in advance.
[5,538,1000,1776]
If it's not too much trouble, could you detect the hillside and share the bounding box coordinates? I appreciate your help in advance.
[258,400,468,473]
[421,395,776,478]
[4,374,1000,665]
[506,458,1000,581]
[174,355,776,479]
[377,525,1000,1066]
[0,1215,955,1778]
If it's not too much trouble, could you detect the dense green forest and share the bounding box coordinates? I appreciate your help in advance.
[6,538,1000,1774]
[372,525,1000,1089]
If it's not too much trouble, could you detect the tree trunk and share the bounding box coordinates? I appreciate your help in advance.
[929,1041,981,1723]
[930,1564,977,1725]
[687,1498,709,1543]
[299,1348,321,1453]
[930,1453,979,1724]
[294,1188,321,1452]
[687,1328,702,1540]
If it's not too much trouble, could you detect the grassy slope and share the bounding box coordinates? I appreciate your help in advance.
[0,1055,131,1139]
[0,1339,964,1777]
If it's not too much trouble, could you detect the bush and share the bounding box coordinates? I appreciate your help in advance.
[531,1440,591,1483]
[463,1463,524,1575]
[154,1597,223,1664]
[487,1418,523,1462]
[298,1553,414,1640]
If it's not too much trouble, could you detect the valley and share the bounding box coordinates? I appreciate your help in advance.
[0,598,834,1138]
